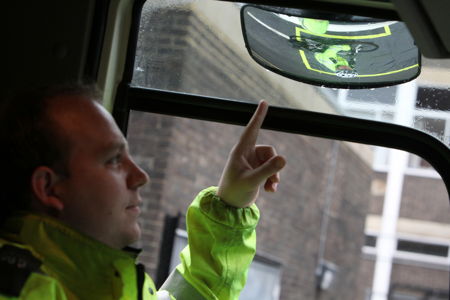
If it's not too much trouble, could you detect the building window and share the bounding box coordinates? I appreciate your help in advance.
[389,284,449,300]
[365,234,377,248]
[323,85,450,176]
[416,87,450,111]
[363,233,450,268]
[396,239,449,258]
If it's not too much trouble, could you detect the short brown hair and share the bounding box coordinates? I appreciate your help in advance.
[0,83,102,222]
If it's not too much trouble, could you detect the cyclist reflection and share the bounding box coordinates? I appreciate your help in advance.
[294,18,365,78]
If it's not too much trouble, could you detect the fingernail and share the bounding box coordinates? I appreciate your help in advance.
[273,183,278,191]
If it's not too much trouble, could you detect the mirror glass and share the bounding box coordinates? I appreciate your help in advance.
[241,5,421,89]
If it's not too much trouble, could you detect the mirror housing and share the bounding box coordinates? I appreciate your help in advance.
[241,5,421,89]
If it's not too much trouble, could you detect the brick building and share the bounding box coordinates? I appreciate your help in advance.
[127,2,449,299]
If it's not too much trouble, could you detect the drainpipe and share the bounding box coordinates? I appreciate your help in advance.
[370,80,417,300]
[316,140,340,291]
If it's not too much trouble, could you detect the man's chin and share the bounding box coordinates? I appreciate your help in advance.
[126,223,142,246]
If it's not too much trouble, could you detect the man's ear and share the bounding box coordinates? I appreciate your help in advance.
[30,166,64,211]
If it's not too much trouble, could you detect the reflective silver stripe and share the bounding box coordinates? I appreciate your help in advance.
[156,290,171,300]
[160,269,206,300]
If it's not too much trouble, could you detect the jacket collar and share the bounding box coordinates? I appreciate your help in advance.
[1,212,141,298]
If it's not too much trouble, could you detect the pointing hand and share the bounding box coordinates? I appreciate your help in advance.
[217,100,286,208]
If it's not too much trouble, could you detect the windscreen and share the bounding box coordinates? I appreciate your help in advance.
[128,112,450,300]
[130,1,450,299]
[132,0,450,150]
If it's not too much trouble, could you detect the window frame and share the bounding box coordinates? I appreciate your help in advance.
[363,232,450,270]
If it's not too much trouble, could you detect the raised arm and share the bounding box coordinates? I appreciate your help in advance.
[160,101,286,300]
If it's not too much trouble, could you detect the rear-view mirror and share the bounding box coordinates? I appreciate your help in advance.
[241,5,421,89]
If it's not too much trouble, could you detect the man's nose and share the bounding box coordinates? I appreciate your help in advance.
[127,158,150,189]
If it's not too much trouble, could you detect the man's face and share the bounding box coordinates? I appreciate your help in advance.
[48,96,149,249]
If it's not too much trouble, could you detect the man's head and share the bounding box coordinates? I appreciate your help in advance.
[1,84,149,248]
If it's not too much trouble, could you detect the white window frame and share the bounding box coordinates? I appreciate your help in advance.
[362,231,450,270]
[320,85,450,178]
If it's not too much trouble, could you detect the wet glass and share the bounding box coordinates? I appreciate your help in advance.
[132,0,450,148]
[130,1,450,299]
[128,112,450,300]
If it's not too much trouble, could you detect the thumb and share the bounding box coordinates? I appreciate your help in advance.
[247,156,286,186]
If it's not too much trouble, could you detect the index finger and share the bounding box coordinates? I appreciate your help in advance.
[237,100,268,149]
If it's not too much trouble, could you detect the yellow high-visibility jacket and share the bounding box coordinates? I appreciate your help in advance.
[0,187,259,300]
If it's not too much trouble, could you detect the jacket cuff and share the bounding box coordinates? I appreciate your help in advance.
[194,187,260,229]
[160,269,206,300]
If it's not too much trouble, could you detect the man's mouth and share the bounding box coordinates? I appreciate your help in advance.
[126,203,142,214]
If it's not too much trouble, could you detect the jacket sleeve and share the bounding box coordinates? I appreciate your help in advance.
[160,186,260,300]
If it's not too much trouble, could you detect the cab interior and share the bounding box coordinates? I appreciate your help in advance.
[3,1,450,299]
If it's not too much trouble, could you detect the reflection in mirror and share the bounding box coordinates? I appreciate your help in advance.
[241,5,421,89]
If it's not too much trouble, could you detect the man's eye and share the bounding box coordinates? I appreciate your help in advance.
[107,154,122,165]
